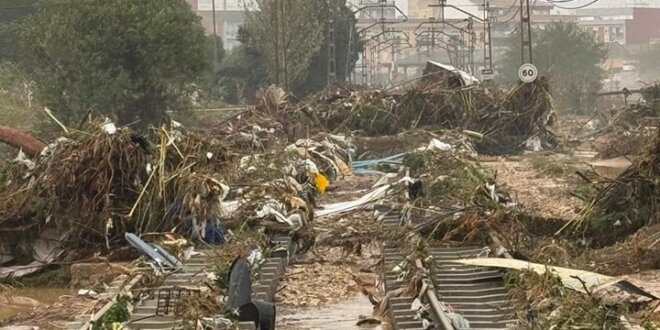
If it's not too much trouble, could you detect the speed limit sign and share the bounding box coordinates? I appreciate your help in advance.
[518,63,538,83]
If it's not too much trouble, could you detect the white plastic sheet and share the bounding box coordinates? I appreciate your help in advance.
[316,185,390,218]
[0,230,64,279]
[450,258,658,300]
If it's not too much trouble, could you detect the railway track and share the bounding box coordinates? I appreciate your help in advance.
[381,208,514,330]
[67,236,294,330]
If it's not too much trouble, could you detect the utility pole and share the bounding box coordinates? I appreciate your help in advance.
[467,18,475,74]
[281,0,288,89]
[390,35,397,81]
[349,0,407,86]
[327,1,337,86]
[211,0,218,72]
[361,46,368,85]
[430,0,486,72]
[519,0,533,64]
[414,19,441,59]
[274,0,280,85]
[482,0,494,80]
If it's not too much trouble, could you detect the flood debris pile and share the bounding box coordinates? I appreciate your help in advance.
[220,133,355,255]
[618,82,660,127]
[0,104,359,327]
[306,77,557,155]
[327,133,514,265]
[0,110,354,264]
[576,130,660,247]
[0,123,233,255]
[474,78,558,155]
[396,137,514,243]
[213,85,317,151]
[507,270,631,329]
[593,82,660,158]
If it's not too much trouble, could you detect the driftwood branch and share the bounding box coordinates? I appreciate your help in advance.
[0,125,46,157]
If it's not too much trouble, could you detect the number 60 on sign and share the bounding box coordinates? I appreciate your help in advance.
[518,63,538,83]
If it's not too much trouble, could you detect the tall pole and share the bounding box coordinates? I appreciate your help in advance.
[520,0,533,64]
[211,0,218,72]
[345,8,354,83]
[274,0,280,85]
[468,18,475,74]
[427,27,432,57]
[483,1,493,73]
[328,1,337,86]
[282,0,288,89]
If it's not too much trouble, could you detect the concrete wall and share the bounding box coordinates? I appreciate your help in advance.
[626,8,660,45]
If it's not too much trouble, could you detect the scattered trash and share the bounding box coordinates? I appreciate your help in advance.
[101,118,116,135]
[77,289,99,299]
[125,233,182,271]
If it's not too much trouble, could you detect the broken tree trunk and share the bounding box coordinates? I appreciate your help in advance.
[0,125,46,157]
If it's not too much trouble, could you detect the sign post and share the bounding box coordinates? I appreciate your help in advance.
[518,63,538,83]
[481,69,494,81]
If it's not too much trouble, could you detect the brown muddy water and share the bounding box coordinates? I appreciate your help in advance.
[277,294,391,330]
[0,287,71,320]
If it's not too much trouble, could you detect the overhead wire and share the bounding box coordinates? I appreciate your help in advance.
[508,0,538,37]
[500,6,522,24]
[493,0,518,18]
[547,0,601,9]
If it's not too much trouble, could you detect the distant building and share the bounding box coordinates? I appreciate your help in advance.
[576,7,660,45]
[570,0,660,9]
[353,0,398,19]
[186,0,246,50]
[487,0,576,43]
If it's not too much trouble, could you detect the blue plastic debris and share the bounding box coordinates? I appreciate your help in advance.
[203,216,226,245]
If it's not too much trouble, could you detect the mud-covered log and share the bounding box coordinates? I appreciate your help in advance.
[0,125,46,157]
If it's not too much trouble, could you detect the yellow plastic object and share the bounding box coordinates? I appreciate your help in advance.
[314,173,329,194]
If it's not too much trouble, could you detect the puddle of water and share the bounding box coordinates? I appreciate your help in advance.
[277,294,391,330]
[0,287,71,320]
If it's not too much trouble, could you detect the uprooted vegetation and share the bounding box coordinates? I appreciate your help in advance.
[0,125,234,255]
[592,82,660,159]
[484,130,659,274]
[571,130,659,247]
[506,270,633,329]
[308,78,557,155]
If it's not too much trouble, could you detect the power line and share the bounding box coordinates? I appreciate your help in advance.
[500,6,521,23]
[547,0,600,9]
[494,0,519,18]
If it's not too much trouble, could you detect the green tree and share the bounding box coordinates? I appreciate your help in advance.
[216,27,270,104]
[0,0,39,62]
[499,22,607,114]
[294,1,364,95]
[637,44,660,81]
[19,0,209,126]
[197,35,227,103]
[243,0,324,90]
[227,0,362,100]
